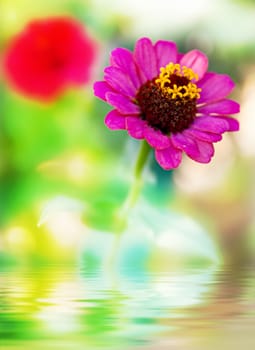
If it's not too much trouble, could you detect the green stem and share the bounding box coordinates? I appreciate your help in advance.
[134,140,151,179]
[125,140,151,209]
[107,141,151,271]
[114,141,151,233]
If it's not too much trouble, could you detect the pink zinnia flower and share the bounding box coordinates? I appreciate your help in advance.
[4,17,97,101]
[94,38,240,170]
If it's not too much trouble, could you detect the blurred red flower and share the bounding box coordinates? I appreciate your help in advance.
[3,17,97,101]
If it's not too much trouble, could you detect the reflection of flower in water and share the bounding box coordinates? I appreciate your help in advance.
[4,17,97,101]
[36,281,86,333]
[78,202,220,340]
[80,264,217,334]
[94,37,239,170]
[1,266,252,349]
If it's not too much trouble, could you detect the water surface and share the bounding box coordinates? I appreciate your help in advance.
[0,264,254,349]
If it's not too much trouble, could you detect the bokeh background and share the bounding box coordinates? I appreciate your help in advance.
[0,0,255,349]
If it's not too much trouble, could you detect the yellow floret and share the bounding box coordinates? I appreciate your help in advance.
[155,63,201,99]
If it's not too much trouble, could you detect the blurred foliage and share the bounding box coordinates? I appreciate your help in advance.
[0,0,255,270]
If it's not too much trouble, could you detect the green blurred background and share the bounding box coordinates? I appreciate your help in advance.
[0,0,255,349]
[1,0,254,266]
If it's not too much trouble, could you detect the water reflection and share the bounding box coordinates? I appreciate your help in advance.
[0,264,254,349]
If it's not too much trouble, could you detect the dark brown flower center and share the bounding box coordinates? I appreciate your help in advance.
[135,63,201,135]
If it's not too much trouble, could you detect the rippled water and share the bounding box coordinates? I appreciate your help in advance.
[0,264,255,350]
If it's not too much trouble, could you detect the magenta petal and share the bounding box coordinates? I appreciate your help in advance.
[197,72,215,86]
[110,48,141,89]
[93,81,114,101]
[178,53,184,61]
[185,129,222,143]
[198,73,235,103]
[126,117,146,139]
[192,116,230,133]
[155,142,182,170]
[106,92,140,115]
[105,110,126,130]
[180,50,208,80]
[134,37,158,82]
[154,40,178,71]
[215,116,239,131]
[144,125,171,149]
[171,133,200,159]
[177,133,214,163]
[198,99,240,115]
[104,66,136,97]
[192,138,214,163]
